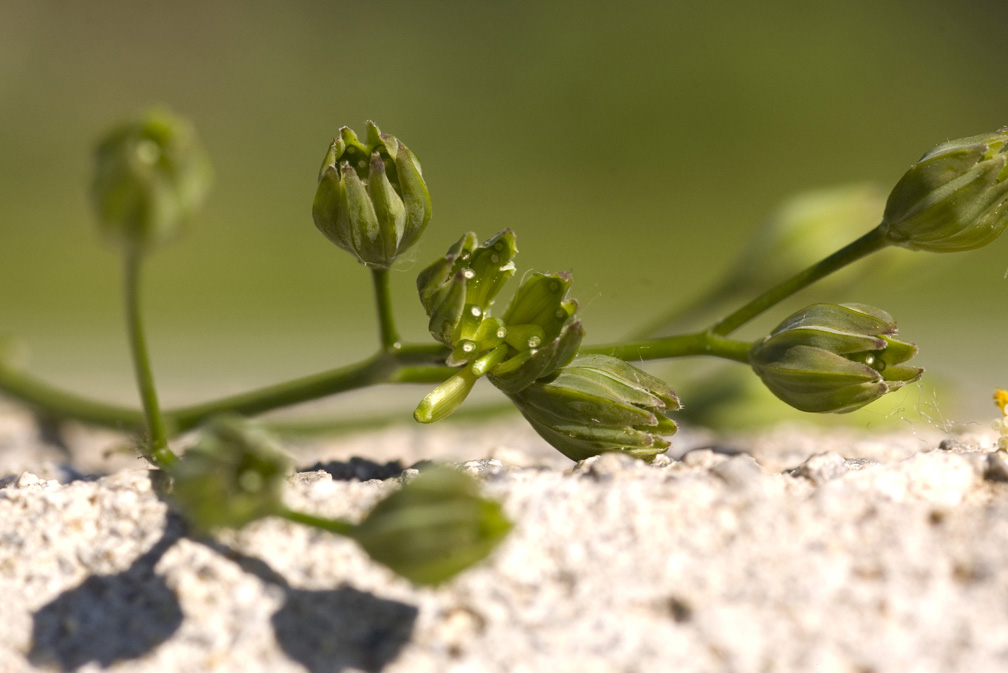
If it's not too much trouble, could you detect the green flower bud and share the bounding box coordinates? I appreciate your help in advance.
[507,354,680,462]
[485,270,583,392]
[749,303,923,413]
[351,467,512,586]
[312,121,432,268]
[413,356,485,423]
[487,319,584,394]
[416,230,517,354]
[883,127,1008,252]
[90,107,212,253]
[168,417,290,534]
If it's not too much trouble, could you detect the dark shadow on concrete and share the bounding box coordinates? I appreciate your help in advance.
[210,542,418,673]
[305,457,406,481]
[28,514,186,671]
[28,499,417,672]
[272,585,418,673]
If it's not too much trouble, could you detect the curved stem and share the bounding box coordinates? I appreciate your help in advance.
[584,331,752,364]
[276,507,355,537]
[371,267,400,352]
[163,343,453,433]
[166,352,396,432]
[709,224,890,336]
[0,343,453,435]
[0,362,146,430]
[124,250,177,469]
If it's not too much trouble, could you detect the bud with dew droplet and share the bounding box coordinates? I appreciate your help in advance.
[749,303,923,413]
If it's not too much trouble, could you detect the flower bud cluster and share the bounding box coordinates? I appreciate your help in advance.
[414,231,682,461]
[749,303,923,413]
[312,121,431,268]
[414,230,584,423]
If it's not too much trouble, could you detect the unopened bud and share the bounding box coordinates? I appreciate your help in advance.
[507,354,680,462]
[90,107,212,253]
[883,128,1008,252]
[312,122,431,267]
[168,417,289,533]
[351,466,512,585]
[749,303,923,413]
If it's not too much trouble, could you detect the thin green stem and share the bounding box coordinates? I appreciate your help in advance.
[0,343,453,435]
[371,267,400,352]
[709,224,890,336]
[584,331,752,364]
[276,507,355,537]
[0,362,146,430]
[123,250,177,469]
[166,352,396,432]
[163,344,452,433]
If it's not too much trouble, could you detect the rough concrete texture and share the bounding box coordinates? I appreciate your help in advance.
[2,398,1008,673]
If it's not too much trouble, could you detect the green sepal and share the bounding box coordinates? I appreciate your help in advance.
[472,316,508,351]
[565,354,681,411]
[502,323,546,351]
[514,376,662,428]
[502,271,573,331]
[506,354,679,462]
[487,320,585,394]
[342,162,384,265]
[367,151,407,264]
[427,272,467,348]
[753,345,890,413]
[312,162,353,251]
[417,232,479,316]
[464,230,518,311]
[876,335,918,367]
[392,140,432,251]
[518,414,670,463]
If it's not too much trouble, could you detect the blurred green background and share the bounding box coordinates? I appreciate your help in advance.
[0,0,1005,427]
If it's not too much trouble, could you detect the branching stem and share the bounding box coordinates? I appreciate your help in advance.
[0,225,894,436]
[709,224,890,336]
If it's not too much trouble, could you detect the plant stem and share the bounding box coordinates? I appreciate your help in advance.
[276,507,355,536]
[371,267,400,352]
[0,362,146,430]
[0,343,453,435]
[0,329,753,435]
[123,250,177,469]
[166,352,397,432]
[163,343,451,433]
[584,331,752,364]
[709,224,890,336]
